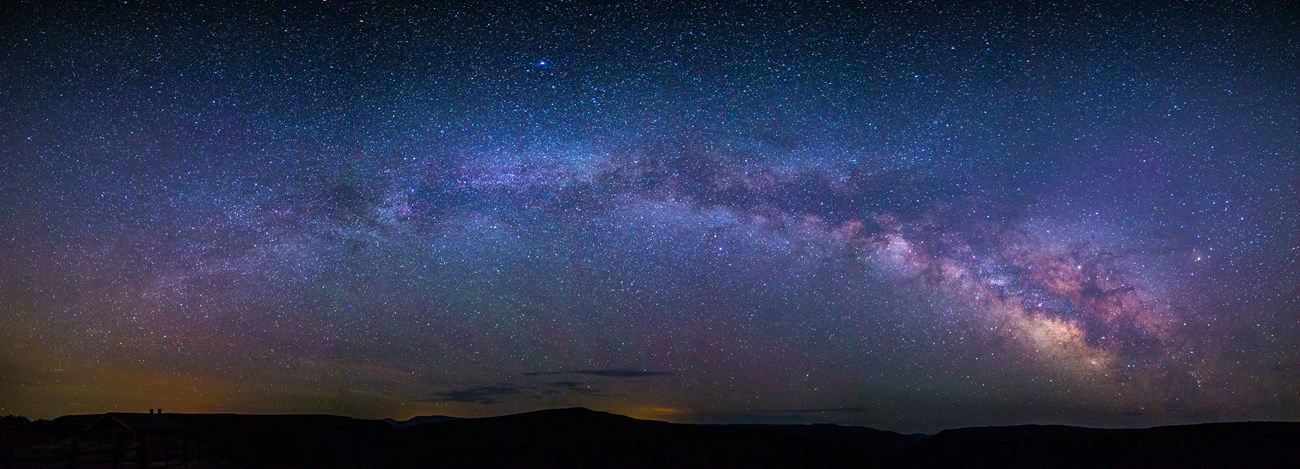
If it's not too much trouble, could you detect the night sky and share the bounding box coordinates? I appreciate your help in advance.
[1,1,1297,433]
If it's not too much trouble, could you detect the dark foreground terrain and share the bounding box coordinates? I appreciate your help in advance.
[2,409,1297,468]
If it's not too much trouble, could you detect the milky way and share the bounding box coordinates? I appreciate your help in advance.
[1,1,1297,432]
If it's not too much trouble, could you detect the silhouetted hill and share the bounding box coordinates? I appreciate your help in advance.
[1,409,1295,468]
[384,415,462,428]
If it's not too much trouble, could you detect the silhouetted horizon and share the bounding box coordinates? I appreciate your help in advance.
[10,406,1298,436]
[4,408,1298,467]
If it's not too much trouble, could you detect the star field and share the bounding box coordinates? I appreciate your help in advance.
[0,1,1297,432]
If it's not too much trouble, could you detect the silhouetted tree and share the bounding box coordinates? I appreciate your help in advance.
[0,415,31,428]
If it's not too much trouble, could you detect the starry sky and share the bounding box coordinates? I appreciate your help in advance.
[1,1,1297,433]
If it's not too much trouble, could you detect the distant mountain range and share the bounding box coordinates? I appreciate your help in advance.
[0,408,1294,467]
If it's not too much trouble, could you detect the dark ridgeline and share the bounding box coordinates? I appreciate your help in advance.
[2,411,203,468]
[1,409,1297,468]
